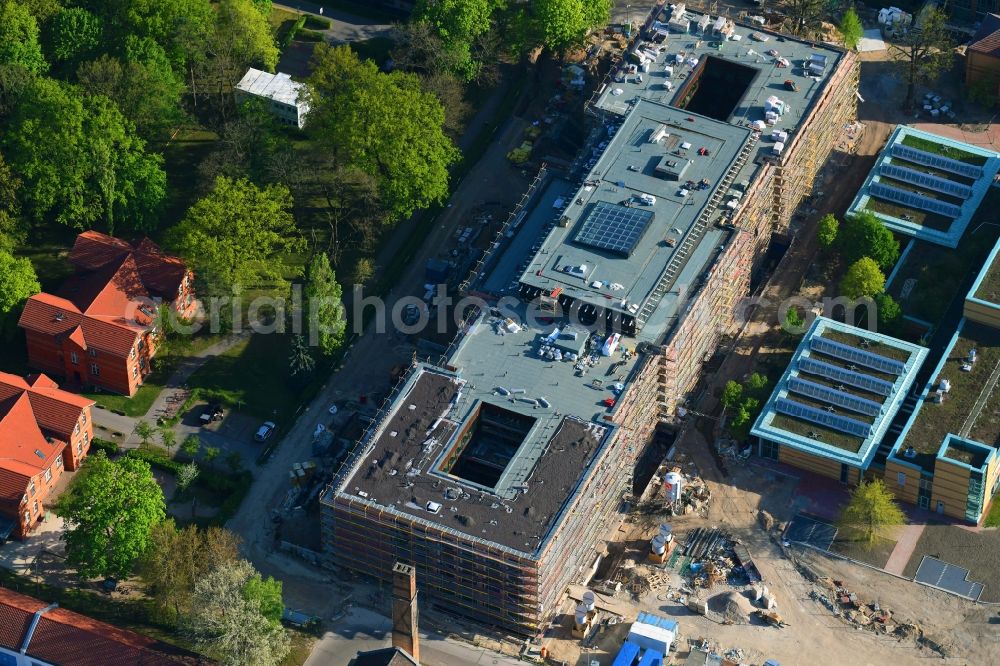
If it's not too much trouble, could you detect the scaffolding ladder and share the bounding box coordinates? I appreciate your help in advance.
[636,133,759,329]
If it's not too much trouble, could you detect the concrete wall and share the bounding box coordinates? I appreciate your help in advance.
[963,299,1000,327]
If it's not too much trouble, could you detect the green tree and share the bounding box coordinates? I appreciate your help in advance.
[351,257,375,286]
[139,520,240,622]
[304,253,346,357]
[225,451,243,473]
[874,292,903,334]
[204,446,220,465]
[185,560,290,666]
[413,0,501,80]
[288,335,315,376]
[181,434,201,459]
[889,8,954,110]
[135,421,155,447]
[44,7,102,66]
[720,380,743,410]
[168,176,303,297]
[728,397,760,440]
[309,44,460,220]
[206,0,278,102]
[0,1,47,73]
[841,257,886,299]
[176,461,199,496]
[837,479,906,548]
[838,211,900,270]
[250,0,272,16]
[0,249,40,339]
[838,8,863,50]
[512,0,611,54]
[0,155,26,253]
[780,0,825,37]
[785,306,805,331]
[77,37,186,140]
[1,78,166,232]
[744,372,769,398]
[56,452,166,579]
[242,573,283,625]
[817,213,839,250]
[160,426,177,452]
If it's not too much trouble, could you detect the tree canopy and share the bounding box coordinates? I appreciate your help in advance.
[889,8,954,110]
[139,520,240,622]
[413,0,501,80]
[77,36,186,140]
[304,253,346,357]
[185,559,290,666]
[838,8,863,51]
[837,479,906,548]
[1,77,166,232]
[513,0,611,54]
[0,1,47,73]
[56,452,166,579]
[841,257,886,299]
[309,45,459,221]
[168,176,303,296]
[817,213,839,250]
[44,7,103,66]
[0,249,40,339]
[838,211,900,270]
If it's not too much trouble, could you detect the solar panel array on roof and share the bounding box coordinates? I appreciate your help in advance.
[798,357,894,396]
[869,183,962,218]
[879,164,973,199]
[810,337,907,375]
[573,201,655,258]
[891,143,984,179]
[774,398,872,437]
[787,377,882,416]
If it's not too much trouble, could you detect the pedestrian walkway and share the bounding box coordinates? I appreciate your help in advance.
[141,331,251,426]
[884,522,925,575]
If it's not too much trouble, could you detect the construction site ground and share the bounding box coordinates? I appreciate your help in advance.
[544,47,1000,666]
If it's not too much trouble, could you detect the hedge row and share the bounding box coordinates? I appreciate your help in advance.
[126,446,184,474]
[304,15,331,29]
[279,15,307,49]
[297,29,325,42]
[90,438,120,455]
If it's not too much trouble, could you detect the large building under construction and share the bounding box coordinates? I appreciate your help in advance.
[321,6,859,636]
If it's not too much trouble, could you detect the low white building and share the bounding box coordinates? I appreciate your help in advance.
[234,68,310,128]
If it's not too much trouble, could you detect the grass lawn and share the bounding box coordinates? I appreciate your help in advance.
[829,527,897,568]
[82,354,180,418]
[985,498,1000,527]
[268,5,299,29]
[159,127,218,231]
[282,627,319,666]
[185,334,301,424]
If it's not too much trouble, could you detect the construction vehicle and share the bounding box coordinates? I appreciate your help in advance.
[755,609,787,628]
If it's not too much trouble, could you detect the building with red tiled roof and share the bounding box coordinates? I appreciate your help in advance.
[0,372,93,539]
[18,232,196,396]
[0,585,211,665]
[966,13,1000,103]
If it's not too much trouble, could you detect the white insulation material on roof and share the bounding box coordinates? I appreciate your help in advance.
[627,621,675,656]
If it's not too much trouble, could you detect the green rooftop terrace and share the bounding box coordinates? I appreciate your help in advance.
[902,322,1000,469]
[900,133,989,166]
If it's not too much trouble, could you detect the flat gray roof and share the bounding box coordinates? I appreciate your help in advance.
[518,100,751,332]
[596,10,843,128]
[330,365,615,555]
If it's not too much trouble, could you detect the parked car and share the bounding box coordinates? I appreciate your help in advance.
[254,421,276,442]
[200,403,224,425]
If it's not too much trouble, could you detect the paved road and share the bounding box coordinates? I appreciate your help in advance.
[275,2,392,44]
[303,607,524,666]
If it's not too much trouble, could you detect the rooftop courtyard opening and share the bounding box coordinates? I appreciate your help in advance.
[678,56,759,122]
[441,403,536,488]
